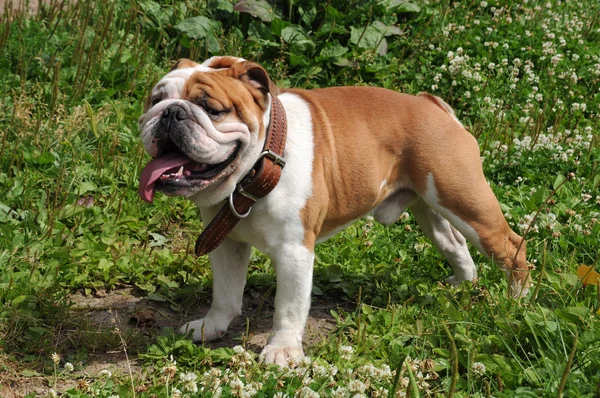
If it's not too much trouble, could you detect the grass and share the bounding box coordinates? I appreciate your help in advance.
[1,0,600,396]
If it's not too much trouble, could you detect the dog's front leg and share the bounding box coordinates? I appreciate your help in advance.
[260,243,315,366]
[178,238,251,341]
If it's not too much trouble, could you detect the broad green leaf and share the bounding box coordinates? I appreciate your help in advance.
[350,25,387,51]
[149,232,168,247]
[36,152,55,165]
[21,369,42,377]
[319,44,348,59]
[281,25,314,52]
[372,20,403,36]
[77,181,97,195]
[556,306,590,323]
[234,0,273,22]
[146,292,167,302]
[211,0,234,12]
[175,16,220,41]
[593,173,600,190]
[553,174,567,190]
[383,0,421,14]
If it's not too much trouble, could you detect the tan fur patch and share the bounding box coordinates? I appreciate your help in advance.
[170,58,199,71]
[204,56,245,70]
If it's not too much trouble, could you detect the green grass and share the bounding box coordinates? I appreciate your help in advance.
[1,0,600,396]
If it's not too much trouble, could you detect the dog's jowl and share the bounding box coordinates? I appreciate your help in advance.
[139,56,531,366]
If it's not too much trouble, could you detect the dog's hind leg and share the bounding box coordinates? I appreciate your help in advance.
[410,198,477,284]
[417,169,531,297]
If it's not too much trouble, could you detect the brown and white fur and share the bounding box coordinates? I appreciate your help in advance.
[139,56,531,366]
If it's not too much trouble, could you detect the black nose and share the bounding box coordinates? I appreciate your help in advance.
[161,104,188,129]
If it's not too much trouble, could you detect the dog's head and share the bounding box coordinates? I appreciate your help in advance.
[138,56,276,206]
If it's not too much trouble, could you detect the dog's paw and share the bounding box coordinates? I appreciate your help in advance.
[446,274,476,286]
[510,279,531,298]
[177,319,225,342]
[259,344,304,367]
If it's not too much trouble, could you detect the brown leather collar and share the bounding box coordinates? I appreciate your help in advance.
[195,95,287,256]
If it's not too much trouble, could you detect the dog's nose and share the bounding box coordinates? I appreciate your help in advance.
[161,104,188,129]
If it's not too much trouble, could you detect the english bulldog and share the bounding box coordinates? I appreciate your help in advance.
[138,56,531,366]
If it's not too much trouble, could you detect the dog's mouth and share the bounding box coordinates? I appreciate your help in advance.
[139,145,240,203]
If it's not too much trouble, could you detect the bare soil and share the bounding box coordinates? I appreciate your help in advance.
[1,287,344,397]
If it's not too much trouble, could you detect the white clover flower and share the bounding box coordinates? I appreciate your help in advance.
[571,72,579,83]
[299,386,320,398]
[312,364,328,378]
[172,388,183,398]
[233,345,245,354]
[331,387,348,398]
[180,371,199,393]
[230,377,244,392]
[329,365,339,377]
[51,353,60,364]
[64,362,74,372]
[348,379,367,393]
[480,1,488,7]
[162,355,177,378]
[582,194,592,202]
[100,369,112,379]
[339,345,354,360]
[472,362,487,377]
[46,389,58,398]
[414,242,427,252]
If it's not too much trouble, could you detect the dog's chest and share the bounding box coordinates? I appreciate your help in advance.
[205,92,316,254]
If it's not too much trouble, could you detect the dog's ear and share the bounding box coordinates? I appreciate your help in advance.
[170,58,199,71]
[229,61,278,95]
[202,56,246,70]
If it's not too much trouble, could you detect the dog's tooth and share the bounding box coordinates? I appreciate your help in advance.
[177,166,184,175]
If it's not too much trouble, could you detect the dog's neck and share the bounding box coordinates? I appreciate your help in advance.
[195,95,288,256]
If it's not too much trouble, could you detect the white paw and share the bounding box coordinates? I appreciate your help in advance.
[177,319,225,342]
[260,344,304,367]
[446,273,476,286]
[510,280,531,298]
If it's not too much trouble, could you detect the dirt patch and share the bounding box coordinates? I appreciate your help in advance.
[0,0,54,14]
[2,286,345,396]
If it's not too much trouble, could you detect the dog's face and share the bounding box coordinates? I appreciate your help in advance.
[138,56,274,206]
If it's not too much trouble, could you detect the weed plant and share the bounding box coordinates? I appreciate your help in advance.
[0,0,599,396]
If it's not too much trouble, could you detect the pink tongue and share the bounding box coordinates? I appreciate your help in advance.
[139,152,193,203]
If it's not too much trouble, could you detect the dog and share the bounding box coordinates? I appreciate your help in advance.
[138,56,531,366]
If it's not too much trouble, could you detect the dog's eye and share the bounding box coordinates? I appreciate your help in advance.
[151,96,162,107]
[204,106,231,119]
[206,107,225,116]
